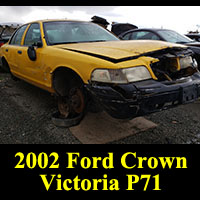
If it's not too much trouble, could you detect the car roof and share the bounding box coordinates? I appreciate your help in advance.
[128,28,172,32]
[27,19,88,24]
[120,28,174,37]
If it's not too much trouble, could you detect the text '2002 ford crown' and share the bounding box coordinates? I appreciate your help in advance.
[0,19,200,126]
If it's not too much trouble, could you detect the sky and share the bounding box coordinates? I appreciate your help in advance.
[0,6,200,34]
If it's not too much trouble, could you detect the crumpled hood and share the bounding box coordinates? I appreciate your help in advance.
[53,40,187,61]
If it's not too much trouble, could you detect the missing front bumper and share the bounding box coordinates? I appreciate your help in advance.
[86,73,200,119]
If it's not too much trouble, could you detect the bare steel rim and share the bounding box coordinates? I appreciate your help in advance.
[58,87,85,118]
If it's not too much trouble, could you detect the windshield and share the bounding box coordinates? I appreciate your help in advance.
[43,21,119,45]
[157,30,194,44]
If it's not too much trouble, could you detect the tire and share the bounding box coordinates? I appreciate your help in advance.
[51,112,83,128]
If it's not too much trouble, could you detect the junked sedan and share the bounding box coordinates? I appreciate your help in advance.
[0,20,200,125]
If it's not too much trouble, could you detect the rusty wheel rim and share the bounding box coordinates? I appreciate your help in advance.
[58,97,70,118]
[58,88,85,118]
[70,88,85,114]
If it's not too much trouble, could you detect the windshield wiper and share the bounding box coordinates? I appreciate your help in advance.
[86,40,107,43]
[50,40,107,45]
[176,41,188,44]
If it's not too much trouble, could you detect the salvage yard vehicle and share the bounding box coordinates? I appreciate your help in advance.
[1,19,200,127]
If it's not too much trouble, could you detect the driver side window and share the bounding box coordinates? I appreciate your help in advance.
[24,23,42,46]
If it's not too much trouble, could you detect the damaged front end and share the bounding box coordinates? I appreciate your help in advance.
[86,46,200,119]
[147,47,198,81]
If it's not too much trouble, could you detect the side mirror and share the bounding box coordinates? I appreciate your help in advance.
[35,41,43,48]
[27,46,36,61]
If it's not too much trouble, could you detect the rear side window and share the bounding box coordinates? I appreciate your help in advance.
[10,25,28,45]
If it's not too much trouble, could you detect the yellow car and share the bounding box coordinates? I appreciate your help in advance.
[1,19,200,122]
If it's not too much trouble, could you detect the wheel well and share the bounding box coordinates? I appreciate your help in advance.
[1,57,10,73]
[2,57,7,66]
[52,67,84,96]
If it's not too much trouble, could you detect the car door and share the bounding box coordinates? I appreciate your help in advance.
[4,24,28,73]
[17,23,45,87]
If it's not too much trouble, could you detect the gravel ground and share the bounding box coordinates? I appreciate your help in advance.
[0,72,200,144]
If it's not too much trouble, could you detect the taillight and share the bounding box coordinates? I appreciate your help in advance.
[0,42,4,47]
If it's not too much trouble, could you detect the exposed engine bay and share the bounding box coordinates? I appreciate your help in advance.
[147,47,198,81]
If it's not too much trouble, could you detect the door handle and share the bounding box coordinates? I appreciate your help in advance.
[17,50,22,54]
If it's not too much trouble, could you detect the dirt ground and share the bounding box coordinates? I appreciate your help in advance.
[0,72,200,144]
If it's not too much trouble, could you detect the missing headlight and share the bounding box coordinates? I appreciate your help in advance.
[151,56,198,81]
[179,56,194,69]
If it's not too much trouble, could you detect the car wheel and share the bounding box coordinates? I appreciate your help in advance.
[52,69,88,127]
[51,87,85,128]
[57,86,86,118]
